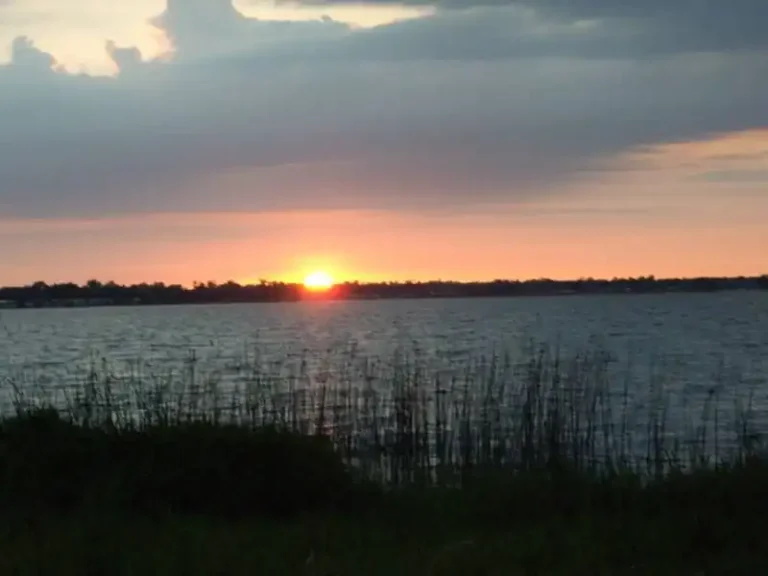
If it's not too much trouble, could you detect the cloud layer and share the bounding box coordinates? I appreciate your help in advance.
[291,0,768,56]
[0,0,766,220]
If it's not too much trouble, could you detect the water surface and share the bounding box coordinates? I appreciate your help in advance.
[1,292,767,445]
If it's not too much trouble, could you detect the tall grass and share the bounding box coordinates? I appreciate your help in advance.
[4,342,765,489]
[1,342,768,573]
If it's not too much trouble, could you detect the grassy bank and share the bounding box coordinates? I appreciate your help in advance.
[1,347,767,574]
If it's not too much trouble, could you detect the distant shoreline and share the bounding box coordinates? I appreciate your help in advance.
[1,275,766,310]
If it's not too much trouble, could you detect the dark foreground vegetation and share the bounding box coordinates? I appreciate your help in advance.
[1,274,767,308]
[1,348,768,574]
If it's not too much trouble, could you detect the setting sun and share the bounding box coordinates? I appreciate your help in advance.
[303,270,334,291]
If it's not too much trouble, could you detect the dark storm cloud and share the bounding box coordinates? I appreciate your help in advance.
[289,0,764,20]
[0,0,767,220]
[280,0,768,56]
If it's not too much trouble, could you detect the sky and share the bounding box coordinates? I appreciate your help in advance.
[0,0,766,285]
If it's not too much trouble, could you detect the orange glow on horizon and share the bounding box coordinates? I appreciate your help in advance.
[303,270,334,291]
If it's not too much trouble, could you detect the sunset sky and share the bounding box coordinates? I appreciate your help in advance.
[1,0,766,286]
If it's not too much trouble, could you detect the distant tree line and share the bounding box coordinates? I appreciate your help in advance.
[0,275,765,309]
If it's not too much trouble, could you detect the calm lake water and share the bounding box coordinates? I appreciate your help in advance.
[1,291,767,449]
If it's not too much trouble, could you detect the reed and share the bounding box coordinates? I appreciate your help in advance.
[0,342,766,573]
[5,343,763,484]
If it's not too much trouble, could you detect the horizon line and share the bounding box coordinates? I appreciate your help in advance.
[3,273,767,290]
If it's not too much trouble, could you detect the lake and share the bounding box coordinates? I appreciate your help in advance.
[1,291,767,457]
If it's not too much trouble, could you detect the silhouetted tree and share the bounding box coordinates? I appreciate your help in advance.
[0,275,765,309]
